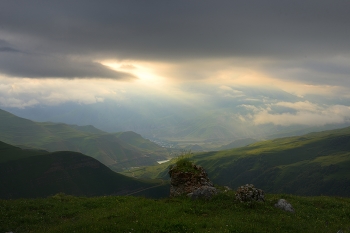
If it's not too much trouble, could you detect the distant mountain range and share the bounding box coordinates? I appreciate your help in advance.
[0,140,169,199]
[4,102,350,149]
[2,103,260,142]
[133,126,350,197]
[0,108,171,171]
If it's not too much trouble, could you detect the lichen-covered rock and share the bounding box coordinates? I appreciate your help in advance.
[275,199,295,213]
[188,186,218,200]
[235,184,265,202]
[169,161,216,198]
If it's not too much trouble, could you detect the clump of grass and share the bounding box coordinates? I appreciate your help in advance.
[174,153,191,163]
[171,154,200,174]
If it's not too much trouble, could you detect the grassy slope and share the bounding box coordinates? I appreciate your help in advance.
[218,138,258,150]
[0,109,169,170]
[0,193,349,233]
[131,126,350,197]
[198,127,350,196]
[114,131,162,151]
[0,149,168,199]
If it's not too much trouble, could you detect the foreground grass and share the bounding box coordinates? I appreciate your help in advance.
[1,193,350,233]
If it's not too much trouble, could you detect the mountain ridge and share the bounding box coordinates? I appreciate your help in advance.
[0,108,170,171]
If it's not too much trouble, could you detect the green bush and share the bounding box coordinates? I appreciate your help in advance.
[171,155,200,174]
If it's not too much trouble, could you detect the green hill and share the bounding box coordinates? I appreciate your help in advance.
[218,138,258,150]
[132,126,350,197]
[0,109,170,171]
[0,145,168,199]
[0,140,48,163]
[114,131,162,151]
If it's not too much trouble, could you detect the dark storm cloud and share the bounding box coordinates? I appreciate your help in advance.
[262,57,350,86]
[0,39,21,53]
[0,0,349,78]
[0,36,134,79]
[0,45,135,79]
[0,38,135,79]
[0,47,21,53]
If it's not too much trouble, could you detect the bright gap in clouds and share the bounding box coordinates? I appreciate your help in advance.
[98,60,212,109]
[100,57,348,100]
[100,60,168,87]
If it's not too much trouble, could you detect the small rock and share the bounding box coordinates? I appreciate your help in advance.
[235,184,265,202]
[275,199,295,213]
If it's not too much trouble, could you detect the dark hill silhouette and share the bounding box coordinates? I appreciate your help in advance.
[0,140,48,163]
[0,147,167,199]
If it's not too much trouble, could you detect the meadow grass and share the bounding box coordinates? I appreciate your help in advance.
[1,193,349,233]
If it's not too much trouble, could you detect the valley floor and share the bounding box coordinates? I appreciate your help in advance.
[1,193,349,233]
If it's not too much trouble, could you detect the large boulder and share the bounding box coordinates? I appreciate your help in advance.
[168,160,216,199]
[189,186,218,200]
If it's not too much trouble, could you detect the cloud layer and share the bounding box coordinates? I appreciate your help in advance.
[243,101,350,126]
[1,1,350,80]
[0,0,350,130]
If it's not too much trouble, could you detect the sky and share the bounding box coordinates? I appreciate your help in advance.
[1,0,350,128]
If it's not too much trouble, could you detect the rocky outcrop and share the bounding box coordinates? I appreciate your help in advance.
[275,199,295,213]
[235,184,265,202]
[169,162,217,199]
[189,186,218,200]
